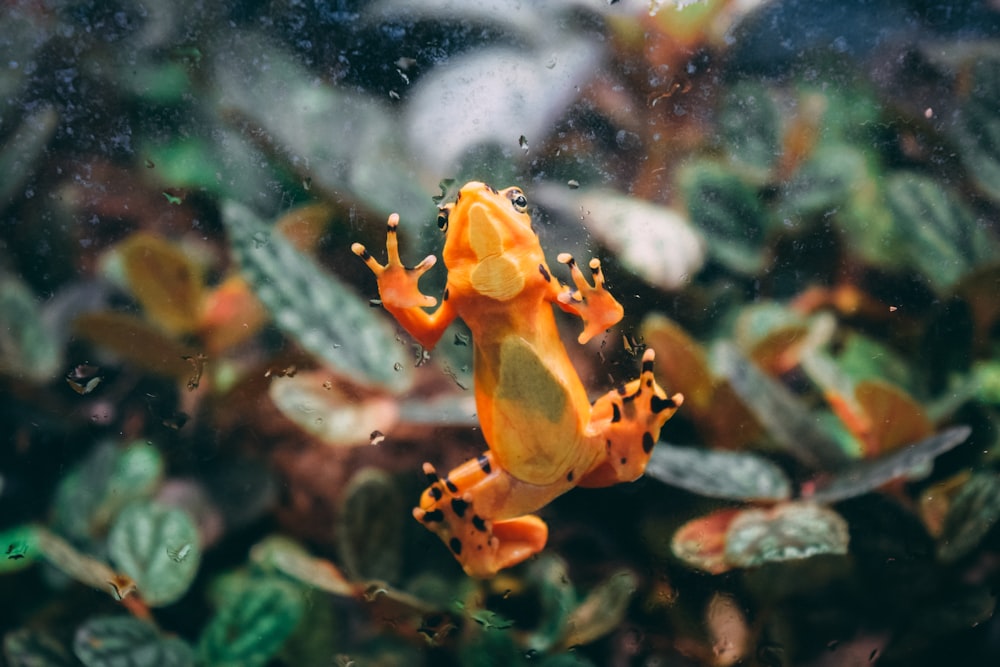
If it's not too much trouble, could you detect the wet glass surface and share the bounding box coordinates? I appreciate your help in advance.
[2,1,1000,664]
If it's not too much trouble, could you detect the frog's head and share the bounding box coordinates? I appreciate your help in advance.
[438,181,539,301]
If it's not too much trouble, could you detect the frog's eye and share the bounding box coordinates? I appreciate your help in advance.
[507,188,528,213]
[437,207,449,232]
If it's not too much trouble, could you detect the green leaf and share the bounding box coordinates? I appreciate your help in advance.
[809,426,971,503]
[107,502,200,606]
[0,524,41,573]
[952,57,1000,203]
[143,138,225,195]
[199,576,305,667]
[337,468,404,582]
[646,444,792,501]
[223,201,413,392]
[937,471,1000,562]
[719,82,781,178]
[0,272,61,382]
[724,502,850,568]
[53,440,164,545]
[885,172,998,292]
[832,332,914,390]
[677,161,768,275]
[4,628,74,667]
[779,144,896,267]
[73,616,195,667]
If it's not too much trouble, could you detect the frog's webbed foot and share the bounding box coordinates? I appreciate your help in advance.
[556,253,624,344]
[579,348,684,488]
[413,460,548,579]
[352,213,437,309]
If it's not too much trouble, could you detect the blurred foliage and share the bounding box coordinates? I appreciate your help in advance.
[2,0,1000,665]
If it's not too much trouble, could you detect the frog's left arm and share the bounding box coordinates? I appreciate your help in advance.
[351,213,456,350]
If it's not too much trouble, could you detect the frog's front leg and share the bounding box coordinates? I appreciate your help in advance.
[553,254,625,344]
[413,454,565,579]
[578,349,684,488]
[352,213,456,349]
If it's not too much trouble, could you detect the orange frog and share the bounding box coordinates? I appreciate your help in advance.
[352,182,682,577]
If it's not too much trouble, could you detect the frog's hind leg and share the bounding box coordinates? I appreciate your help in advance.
[578,349,684,488]
[412,456,551,579]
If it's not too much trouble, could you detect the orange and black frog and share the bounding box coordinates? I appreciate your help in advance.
[352,181,682,578]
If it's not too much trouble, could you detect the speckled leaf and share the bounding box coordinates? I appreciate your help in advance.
[724,503,849,568]
[937,471,1000,562]
[223,200,412,392]
[74,617,194,667]
[53,441,164,544]
[885,172,997,293]
[199,576,304,667]
[714,342,848,469]
[646,444,792,501]
[3,628,73,667]
[809,426,971,504]
[557,570,637,650]
[337,468,404,582]
[0,273,61,382]
[677,161,768,275]
[117,233,204,335]
[108,502,200,606]
[952,57,1000,203]
[719,82,781,178]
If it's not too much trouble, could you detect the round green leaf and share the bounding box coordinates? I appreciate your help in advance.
[108,502,200,606]
[719,82,781,178]
[678,161,768,275]
[724,502,850,568]
[73,616,194,667]
[199,576,305,667]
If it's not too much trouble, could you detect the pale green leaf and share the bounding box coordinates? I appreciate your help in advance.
[108,503,200,606]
